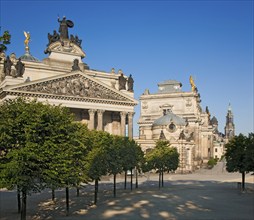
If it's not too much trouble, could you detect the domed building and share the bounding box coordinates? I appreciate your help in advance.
[137,78,224,173]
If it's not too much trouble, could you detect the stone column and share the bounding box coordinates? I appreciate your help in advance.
[120,111,127,136]
[97,109,105,131]
[128,112,134,139]
[88,109,96,130]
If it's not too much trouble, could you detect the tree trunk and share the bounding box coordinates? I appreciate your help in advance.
[124,171,127,189]
[159,171,161,189]
[17,187,21,213]
[241,172,245,191]
[162,171,164,187]
[21,189,26,220]
[52,189,55,201]
[66,187,69,216]
[76,187,80,197]
[94,179,99,205]
[113,174,116,197]
[130,169,133,191]
[135,168,138,189]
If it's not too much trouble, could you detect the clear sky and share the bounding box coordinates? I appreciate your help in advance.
[1,0,253,136]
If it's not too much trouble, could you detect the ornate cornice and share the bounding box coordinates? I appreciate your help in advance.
[1,72,138,107]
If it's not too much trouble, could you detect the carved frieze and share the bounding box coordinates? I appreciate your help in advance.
[17,74,130,102]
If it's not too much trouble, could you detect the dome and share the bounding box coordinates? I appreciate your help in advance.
[19,52,40,62]
[211,116,218,125]
[153,112,186,127]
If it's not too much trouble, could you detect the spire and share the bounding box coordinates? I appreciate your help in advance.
[228,102,232,112]
[225,103,235,141]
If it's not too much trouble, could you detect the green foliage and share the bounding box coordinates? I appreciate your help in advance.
[84,130,112,180]
[121,137,144,172]
[144,140,179,173]
[225,133,249,173]
[225,133,254,190]
[0,98,89,191]
[0,30,11,53]
[207,158,217,169]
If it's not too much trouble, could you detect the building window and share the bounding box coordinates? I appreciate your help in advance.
[168,122,176,133]
[215,148,217,152]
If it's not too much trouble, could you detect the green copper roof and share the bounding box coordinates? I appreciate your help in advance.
[153,112,186,126]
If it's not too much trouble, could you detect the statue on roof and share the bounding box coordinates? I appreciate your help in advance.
[47,30,60,46]
[58,16,74,40]
[189,75,197,92]
[127,74,134,92]
[70,34,82,48]
[24,31,30,52]
[15,58,25,77]
[118,73,127,90]
[3,56,13,76]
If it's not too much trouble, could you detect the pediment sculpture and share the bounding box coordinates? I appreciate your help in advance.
[16,74,130,102]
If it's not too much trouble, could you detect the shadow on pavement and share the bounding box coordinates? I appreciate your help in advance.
[1,177,253,220]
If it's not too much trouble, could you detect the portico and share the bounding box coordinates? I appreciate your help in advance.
[0,17,138,139]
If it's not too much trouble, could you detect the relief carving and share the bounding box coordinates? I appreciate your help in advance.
[17,75,129,101]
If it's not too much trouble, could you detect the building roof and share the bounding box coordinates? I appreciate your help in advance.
[156,80,182,94]
[19,51,40,62]
[153,112,186,126]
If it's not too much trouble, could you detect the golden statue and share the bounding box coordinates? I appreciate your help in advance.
[24,31,30,51]
[189,75,196,92]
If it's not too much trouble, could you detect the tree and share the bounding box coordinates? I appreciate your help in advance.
[144,140,179,188]
[84,130,112,204]
[0,30,11,53]
[120,138,144,190]
[0,98,87,219]
[225,133,254,191]
[245,133,254,174]
[107,135,124,197]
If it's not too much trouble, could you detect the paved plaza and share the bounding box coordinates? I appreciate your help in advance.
[0,162,253,220]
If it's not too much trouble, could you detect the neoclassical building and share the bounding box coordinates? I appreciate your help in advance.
[0,18,137,138]
[136,78,228,172]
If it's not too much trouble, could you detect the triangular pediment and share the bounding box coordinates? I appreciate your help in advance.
[45,41,85,58]
[2,71,138,106]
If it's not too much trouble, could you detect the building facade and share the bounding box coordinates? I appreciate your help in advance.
[136,78,227,172]
[0,18,137,138]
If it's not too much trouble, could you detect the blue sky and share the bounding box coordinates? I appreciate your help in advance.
[1,0,253,136]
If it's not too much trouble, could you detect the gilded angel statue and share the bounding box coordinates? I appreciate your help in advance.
[24,31,30,48]
[189,75,197,92]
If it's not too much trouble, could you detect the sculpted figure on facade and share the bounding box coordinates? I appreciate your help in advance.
[15,58,25,77]
[47,30,60,46]
[24,31,30,50]
[179,130,185,140]
[189,75,197,92]
[58,16,74,40]
[72,59,81,71]
[70,34,82,48]
[127,74,134,92]
[118,73,126,90]
[3,56,12,76]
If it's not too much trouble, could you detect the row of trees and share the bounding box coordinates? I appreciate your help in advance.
[225,133,254,191]
[0,98,180,220]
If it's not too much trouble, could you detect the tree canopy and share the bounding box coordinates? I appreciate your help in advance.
[0,30,11,53]
[0,98,89,219]
[225,133,254,190]
[144,140,179,188]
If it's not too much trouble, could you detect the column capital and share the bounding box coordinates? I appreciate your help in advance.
[88,109,97,114]
[128,112,135,117]
[120,111,127,117]
[97,109,105,115]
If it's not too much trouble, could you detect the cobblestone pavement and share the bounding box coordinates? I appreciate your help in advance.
[0,162,253,220]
